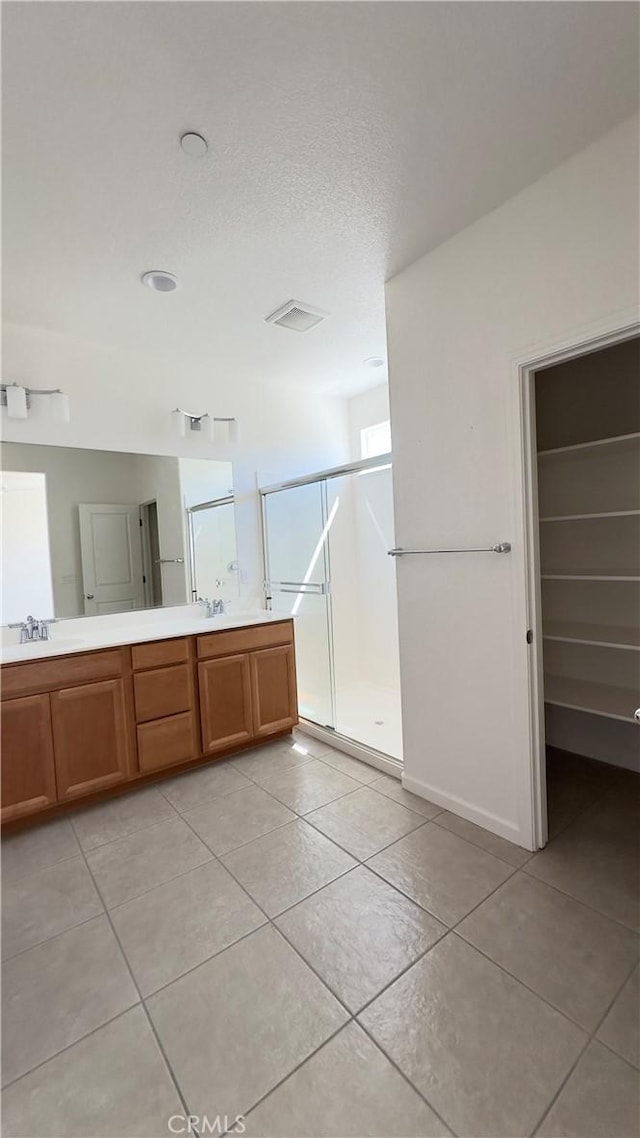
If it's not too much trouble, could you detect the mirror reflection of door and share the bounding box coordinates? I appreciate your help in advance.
[78,503,146,615]
[139,500,163,608]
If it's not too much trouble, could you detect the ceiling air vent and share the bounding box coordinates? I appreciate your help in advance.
[265,300,328,333]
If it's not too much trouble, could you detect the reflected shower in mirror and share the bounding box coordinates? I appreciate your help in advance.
[0,444,237,624]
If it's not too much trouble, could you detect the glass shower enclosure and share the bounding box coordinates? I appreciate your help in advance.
[261,454,403,761]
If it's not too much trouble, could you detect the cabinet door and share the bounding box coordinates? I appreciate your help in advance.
[1,694,57,822]
[198,654,253,753]
[51,679,131,799]
[251,644,298,737]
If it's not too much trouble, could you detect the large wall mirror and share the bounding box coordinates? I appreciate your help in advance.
[0,443,238,624]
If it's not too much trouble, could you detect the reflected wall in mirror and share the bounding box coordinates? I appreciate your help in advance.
[0,443,237,624]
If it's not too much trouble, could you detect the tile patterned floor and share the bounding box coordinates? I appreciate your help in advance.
[1,735,639,1137]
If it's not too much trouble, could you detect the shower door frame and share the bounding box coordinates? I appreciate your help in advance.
[260,451,401,770]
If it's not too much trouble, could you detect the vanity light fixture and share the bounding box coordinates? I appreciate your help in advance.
[172,408,238,443]
[1,383,70,422]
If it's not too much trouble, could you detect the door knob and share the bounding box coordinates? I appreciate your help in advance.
[86,594,95,600]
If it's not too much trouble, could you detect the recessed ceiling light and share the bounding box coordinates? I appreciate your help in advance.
[141,271,179,292]
[180,132,208,157]
[364,356,385,368]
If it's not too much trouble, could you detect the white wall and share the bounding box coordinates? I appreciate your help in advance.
[348,383,390,460]
[386,114,639,848]
[0,326,351,611]
[0,471,55,624]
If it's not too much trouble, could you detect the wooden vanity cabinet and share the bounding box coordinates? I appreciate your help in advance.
[1,619,297,827]
[51,679,131,800]
[199,653,254,753]
[1,693,57,822]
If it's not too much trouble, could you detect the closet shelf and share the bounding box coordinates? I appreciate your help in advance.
[538,432,640,458]
[543,622,640,651]
[544,675,639,723]
[539,510,640,522]
[541,570,640,582]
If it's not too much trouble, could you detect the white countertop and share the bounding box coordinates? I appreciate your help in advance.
[0,609,289,665]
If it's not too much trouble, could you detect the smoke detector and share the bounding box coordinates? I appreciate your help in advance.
[265,300,328,333]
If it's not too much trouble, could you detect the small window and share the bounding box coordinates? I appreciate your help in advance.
[360,420,391,460]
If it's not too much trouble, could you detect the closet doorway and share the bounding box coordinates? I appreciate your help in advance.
[525,330,640,848]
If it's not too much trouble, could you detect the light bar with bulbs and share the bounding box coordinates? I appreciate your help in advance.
[172,408,238,443]
[1,383,70,422]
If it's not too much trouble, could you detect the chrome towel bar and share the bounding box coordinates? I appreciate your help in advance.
[388,542,511,557]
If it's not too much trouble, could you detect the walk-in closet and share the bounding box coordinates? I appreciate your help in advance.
[534,336,640,834]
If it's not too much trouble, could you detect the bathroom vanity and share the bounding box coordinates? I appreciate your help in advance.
[0,612,297,828]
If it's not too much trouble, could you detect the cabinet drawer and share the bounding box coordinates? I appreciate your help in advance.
[197,621,293,660]
[1,649,125,700]
[134,664,192,723]
[137,712,198,773]
[131,638,189,671]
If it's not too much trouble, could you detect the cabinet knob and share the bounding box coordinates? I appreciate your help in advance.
[86,594,95,600]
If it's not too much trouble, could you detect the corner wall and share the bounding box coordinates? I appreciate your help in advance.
[385,114,640,847]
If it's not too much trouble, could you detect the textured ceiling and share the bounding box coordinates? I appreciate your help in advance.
[3,2,639,396]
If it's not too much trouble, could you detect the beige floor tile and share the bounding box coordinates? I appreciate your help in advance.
[259,759,361,814]
[459,873,639,1031]
[370,773,443,819]
[72,787,176,851]
[86,816,212,908]
[221,820,356,916]
[147,924,347,1121]
[536,1040,640,1138]
[1,1006,182,1137]
[526,793,640,931]
[434,811,531,866]
[1,915,138,1086]
[230,739,313,783]
[306,786,425,860]
[546,772,603,839]
[368,823,513,926]
[314,746,383,784]
[184,784,296,855]
[159,759,252,813]
[276,865,445,1011]
[597,965,639,1068]
[111,859,265,995]
[359,934,586,1138]
[1,819,80,883]
[243,1021,451,1137]
[2,857,103,960]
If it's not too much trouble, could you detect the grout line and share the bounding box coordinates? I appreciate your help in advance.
[429,814,534,867]
[74,836,194,1128]
[354,1016,460,1138]
[0,1004,143,1094]
[519,862,640,935]
[528,952,640,1137]
[1,906,106,965]
[69,801,181,855]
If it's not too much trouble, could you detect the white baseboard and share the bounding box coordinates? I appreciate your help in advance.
[296,720,402,778]
[401,772,531,850]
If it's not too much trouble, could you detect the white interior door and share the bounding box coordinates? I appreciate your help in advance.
[78,504,145,615]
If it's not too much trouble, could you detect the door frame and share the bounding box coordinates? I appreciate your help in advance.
[516,318,639,850]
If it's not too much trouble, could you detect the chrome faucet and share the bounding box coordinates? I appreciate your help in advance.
[10,616,53,643]
[197,597,226,618]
